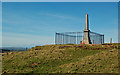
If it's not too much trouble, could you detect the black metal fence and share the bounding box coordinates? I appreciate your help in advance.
[55,32,104,44]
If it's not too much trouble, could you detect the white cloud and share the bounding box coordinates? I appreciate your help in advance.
[0,24,1,29]
[0,36,2,47]
[39,12,84,22]
[2,32,54,47]
[47,14,81,20]
[0,25,2,47]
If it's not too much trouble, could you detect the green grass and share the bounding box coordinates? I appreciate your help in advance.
[2,44,119,73]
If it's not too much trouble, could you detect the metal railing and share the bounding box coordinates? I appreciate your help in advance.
[55,31,104,44]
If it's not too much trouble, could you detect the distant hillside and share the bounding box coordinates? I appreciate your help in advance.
[1,47,29,52]
[2,43,119,73]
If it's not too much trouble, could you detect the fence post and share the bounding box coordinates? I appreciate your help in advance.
[55,32,57,44]
[93,40,94,44]
[103,35,104,44]
[110,38,112,43]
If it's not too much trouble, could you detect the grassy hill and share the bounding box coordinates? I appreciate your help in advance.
[2,43,119,73]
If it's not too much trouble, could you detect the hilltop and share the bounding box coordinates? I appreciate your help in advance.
[2,43,119,73]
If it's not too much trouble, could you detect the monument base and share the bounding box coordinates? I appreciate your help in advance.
[82,30,91,44]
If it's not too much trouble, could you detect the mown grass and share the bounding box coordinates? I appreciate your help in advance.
[2,44,119,73]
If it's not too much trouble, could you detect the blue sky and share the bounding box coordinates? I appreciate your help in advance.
[2,0,120,2]
[0,2,1,47]
[2,2,118,47]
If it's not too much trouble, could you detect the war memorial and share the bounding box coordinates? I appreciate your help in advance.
[55,14,104,44]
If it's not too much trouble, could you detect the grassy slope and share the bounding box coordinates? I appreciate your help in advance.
[2,44,119,73]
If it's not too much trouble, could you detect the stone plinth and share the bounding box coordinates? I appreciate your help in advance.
[83,30,91,44]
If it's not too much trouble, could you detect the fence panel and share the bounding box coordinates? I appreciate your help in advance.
[55,32,104,44]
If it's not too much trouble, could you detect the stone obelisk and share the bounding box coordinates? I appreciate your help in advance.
[82,14,91,44]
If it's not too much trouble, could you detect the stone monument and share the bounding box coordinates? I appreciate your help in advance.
[82,14,91,44]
